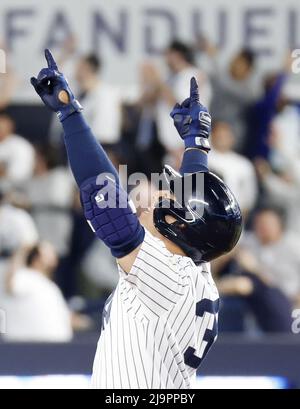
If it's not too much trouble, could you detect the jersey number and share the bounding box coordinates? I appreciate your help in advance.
[184,298,219,370]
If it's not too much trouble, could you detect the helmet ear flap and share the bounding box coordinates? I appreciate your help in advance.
[153,198,180,238]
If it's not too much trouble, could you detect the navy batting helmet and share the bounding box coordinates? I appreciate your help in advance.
[153,166,242,264]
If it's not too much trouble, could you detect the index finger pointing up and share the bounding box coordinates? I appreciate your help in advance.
[45,49,58,70]
[190,77,200,105]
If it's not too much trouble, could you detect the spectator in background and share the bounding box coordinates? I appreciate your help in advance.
[81,240,119,295]
[1,242,73,342]
[75,54,122,145]
[0,70,17,112]
[241,207,300,305]
[203,45,260,152]
[245,73,286,160]
[55,190,95,298]
[140,40,211,167]
[214,207,299,333]
[268,87,300,172]
[245,54,293,160]
[209,121,257,217]
[55,35,79,90]
[50,54,122,148]
[0,189,38,302]
[256,152,300,237]
[119,64,166,178]
[0,39,17,111]
[0,190,38,260]
[0,114,35,190]
[255,67,300,235]
[15,145,75,257]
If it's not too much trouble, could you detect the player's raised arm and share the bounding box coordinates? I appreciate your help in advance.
[31,50,145,269]
[170,77,212,175]
[30,49,120,185]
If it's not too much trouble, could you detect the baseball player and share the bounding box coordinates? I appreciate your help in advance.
[31,50,242,389]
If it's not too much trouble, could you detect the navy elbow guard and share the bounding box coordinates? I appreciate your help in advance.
[80,175,145,258]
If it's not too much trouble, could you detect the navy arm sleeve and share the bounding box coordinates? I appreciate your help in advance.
[179,148,208,175]
[61,112,145,258]
[62,112,119,187]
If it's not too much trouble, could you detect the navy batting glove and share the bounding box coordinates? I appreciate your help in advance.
[31,49,82,122]
[170,77,211,151]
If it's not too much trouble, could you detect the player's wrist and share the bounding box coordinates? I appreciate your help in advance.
[179,147,208,174]
[57,99,83,122]
[184,135,211,152]
[61,110,90,136]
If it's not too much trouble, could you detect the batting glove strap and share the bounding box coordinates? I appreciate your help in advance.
[57,99,83,122]
[184,136,211,151]
[80,176,145,258]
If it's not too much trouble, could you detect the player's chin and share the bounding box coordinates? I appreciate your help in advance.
[137,207,152,225]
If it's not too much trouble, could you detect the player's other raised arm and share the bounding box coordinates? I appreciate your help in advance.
[31,50,145,271]
[170,77,212,175]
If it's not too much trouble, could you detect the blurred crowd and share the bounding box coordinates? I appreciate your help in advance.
[1,35,300,342]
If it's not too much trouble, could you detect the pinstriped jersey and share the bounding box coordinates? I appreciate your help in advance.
[91,230,219,389]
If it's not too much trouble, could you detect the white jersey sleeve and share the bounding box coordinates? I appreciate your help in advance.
[119,230,188,317]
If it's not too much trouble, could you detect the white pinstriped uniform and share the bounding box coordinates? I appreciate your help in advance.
[91,230,219,389]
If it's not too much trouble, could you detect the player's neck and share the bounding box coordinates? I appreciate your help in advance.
[139,210,187,257]
[144,222,186,257]
[163,236,187,257]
